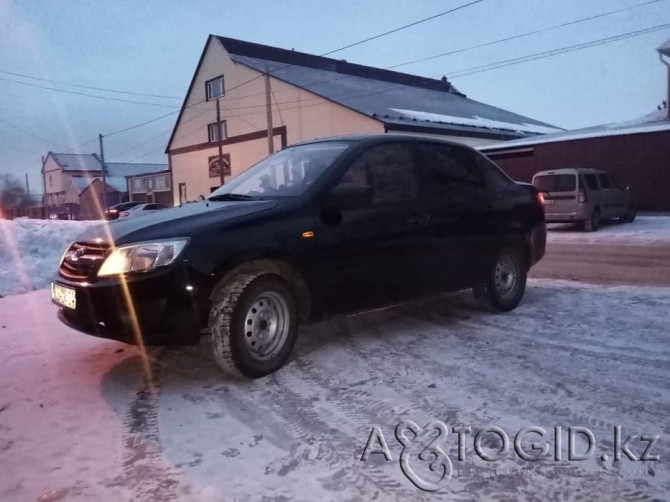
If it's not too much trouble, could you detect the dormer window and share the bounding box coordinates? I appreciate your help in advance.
[206,75,224,100]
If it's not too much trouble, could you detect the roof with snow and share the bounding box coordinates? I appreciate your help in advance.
[71,176,129,194]
[106,163,167,177]
[70,177,96,192]
[217,36,560,139]
[47,153,166,177]
[51,153,102,171]
[479,110,670,151]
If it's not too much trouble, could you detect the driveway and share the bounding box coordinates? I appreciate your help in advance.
[1,281,668,501]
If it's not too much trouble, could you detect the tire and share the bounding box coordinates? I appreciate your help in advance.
[209,273,298,378]
[620,204,636,223]
[583,208,600,232]
[476,248,527,312]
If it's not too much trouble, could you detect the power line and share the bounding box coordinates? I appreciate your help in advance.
[217,1,486,102]
[388,0,667,70]
[0,76,180,108]
[0,116,66,147]
[203,0,662,107]
[445,22,670,78]
[321,0,485,56]
[0,69,181,99]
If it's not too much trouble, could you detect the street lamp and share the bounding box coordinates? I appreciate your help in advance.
[657,38,670,119]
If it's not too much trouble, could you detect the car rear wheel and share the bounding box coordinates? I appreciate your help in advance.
[583,208,600,232]
[620,204,636,223]
[474,248,527,312]
[209,273,298,378]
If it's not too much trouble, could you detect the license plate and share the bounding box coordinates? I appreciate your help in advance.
[543,199,555,205]
[51,282,76,309]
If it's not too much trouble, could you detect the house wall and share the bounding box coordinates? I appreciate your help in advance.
[485,130,670,210]
[43,156,67,195]
[79,180,122,220]
[169,38,386,204]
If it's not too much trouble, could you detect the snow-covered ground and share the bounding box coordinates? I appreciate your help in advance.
[547,216,670,246]
[0,218,98,296]
[0,281,668,500]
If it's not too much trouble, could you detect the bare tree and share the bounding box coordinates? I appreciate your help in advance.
[0,173,33,211]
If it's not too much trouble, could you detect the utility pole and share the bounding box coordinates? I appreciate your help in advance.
[265,72,274,155]
[216,97,225,186]
[25,173,30,195]
[99,134,107,211]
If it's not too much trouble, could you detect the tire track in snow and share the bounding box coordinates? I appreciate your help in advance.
[105,349,182,501]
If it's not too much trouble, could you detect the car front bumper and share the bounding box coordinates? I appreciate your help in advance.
[53,265,207,345]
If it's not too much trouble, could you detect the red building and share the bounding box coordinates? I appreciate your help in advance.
[481,110,670,211]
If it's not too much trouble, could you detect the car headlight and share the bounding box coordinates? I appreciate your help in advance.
[97,239,188,277]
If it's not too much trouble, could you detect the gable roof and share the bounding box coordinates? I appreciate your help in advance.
[51,153,102,171]
[219,36,562,139]
[46,152,167,177]
[480,110,670,151]
[167,35,561,152]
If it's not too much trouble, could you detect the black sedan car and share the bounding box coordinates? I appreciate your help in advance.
[52,135,546,378]
[104,201,141,220]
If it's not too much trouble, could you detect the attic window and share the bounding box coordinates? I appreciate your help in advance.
[206,75,224,100]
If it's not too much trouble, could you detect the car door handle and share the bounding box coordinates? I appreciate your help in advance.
[406,214,431,225]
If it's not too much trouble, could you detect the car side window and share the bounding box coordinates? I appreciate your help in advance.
[418,143,484,200]
[334,143,418,205]
[583,174,599,190]
[598,174,612,189]
[471,152,512,191]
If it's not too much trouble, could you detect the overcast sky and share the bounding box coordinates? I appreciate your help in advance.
[1,0,669,193]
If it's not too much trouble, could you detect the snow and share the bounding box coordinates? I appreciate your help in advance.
[390,108,563,135]
[0,280,668,500]
[547,216,670,246]
[480,110,670,150]
[0,218,98,296]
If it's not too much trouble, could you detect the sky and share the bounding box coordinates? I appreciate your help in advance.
[1,0,669,194]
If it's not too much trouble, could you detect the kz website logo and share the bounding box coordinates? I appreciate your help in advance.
[360,421,660,492]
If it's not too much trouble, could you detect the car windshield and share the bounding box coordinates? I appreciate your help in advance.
[533,174,576,192]
[209,141,352,200]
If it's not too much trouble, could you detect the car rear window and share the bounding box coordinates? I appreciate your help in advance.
[533,174,576,192]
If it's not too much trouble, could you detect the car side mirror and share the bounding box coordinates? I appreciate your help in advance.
[324,183,372,210]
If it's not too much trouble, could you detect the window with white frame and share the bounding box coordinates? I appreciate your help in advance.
[205,76,224,100]
[208,120,228,143]
[131,178,146,193]
[153,175,170,191]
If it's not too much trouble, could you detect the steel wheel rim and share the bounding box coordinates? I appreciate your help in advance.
[243,291,290,361]
[494,255,518,300]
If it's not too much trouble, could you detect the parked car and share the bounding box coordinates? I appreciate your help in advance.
[104,201,141,220]
[51,135,546,378]
[532,168,635,231]
[118,202,168,218]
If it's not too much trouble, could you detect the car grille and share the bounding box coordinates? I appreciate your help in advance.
[58,241,110,282]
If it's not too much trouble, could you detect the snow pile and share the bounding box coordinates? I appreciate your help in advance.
[0,218,98,296]
[547,216,670,246]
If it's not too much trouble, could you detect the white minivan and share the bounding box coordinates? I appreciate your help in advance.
[532,168,635,231]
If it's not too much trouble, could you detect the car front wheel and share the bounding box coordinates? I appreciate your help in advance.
[209,273,298,378]
[474,249,527,312]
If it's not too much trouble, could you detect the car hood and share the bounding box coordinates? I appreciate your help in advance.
[76,200,278,245]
